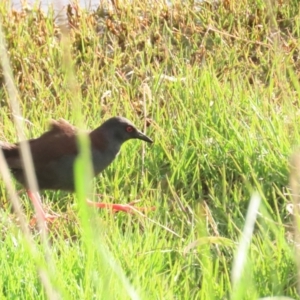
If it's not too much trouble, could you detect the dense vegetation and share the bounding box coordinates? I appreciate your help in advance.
[0,0,300,299]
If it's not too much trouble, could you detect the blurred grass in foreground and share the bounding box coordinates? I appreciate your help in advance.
[0,0,300,298]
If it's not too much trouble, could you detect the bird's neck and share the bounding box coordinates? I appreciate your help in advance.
[89,128,122,176]
[89,128,121,155]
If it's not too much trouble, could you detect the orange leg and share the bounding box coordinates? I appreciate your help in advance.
[86,199,156,213]
[27,190,59,224]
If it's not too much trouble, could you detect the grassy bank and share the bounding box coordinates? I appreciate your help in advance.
[0,0,300,299]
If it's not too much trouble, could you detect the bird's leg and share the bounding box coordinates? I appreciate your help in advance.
[27,190,59,224]
[86,199,156,213]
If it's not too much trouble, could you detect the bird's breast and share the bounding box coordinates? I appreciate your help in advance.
[91,148,120,176]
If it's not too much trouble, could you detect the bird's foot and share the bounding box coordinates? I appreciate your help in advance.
[27,190,60,227]
[29,212,60,227]
[86,199,156,213]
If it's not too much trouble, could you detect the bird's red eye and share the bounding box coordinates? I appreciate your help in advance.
[126,126,133,133]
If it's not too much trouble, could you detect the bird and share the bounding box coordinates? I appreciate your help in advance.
[0,116,154,222]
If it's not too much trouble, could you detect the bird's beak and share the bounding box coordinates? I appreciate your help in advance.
[136,130,153,143]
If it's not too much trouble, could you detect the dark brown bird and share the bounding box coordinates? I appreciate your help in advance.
[1,116,154,221]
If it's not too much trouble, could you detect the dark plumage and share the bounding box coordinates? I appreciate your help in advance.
[1,116,153,219]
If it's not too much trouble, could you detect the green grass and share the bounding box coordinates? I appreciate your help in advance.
[0,0,300,298]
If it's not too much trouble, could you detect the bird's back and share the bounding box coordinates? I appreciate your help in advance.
[1,120,79,190]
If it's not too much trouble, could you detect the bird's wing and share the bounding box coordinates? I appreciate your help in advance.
[1,119,79,169]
